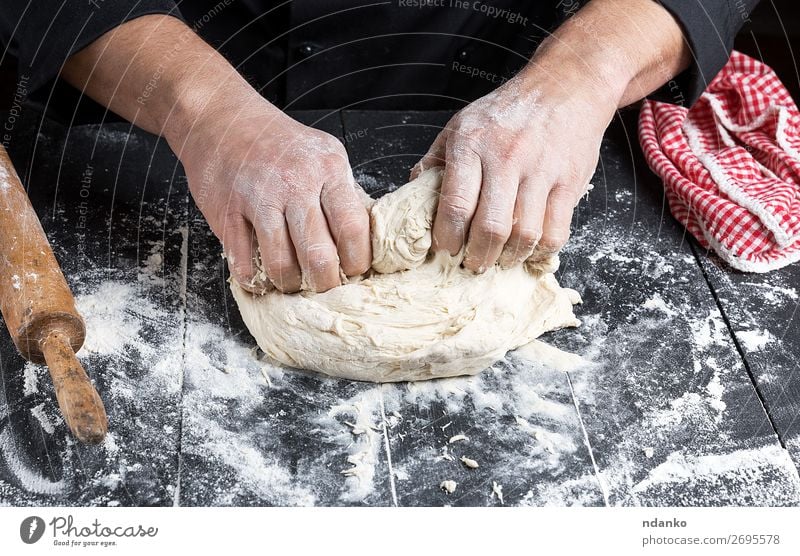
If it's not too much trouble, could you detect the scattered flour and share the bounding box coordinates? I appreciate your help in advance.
[22,363,39,396]
[642,293,678,317]
[632,444,799,496]
[75,281,155,358]
[29,404,56,434]
[319,389,386,503]
[736,329,775,352]
[0,429,65,495]
[688,309,731,349]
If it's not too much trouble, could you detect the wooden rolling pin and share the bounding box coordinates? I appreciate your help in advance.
[0,144,107,444]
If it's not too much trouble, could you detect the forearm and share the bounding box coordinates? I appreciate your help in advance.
[61,14,272,155]
[516,0,691,109]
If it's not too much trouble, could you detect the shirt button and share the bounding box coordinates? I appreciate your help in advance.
[297,43,317,58]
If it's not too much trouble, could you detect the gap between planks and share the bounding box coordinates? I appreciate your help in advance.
[379,385,399,507]
[172,189,191,507]
[566,372,610,507]
[688,240,786,450]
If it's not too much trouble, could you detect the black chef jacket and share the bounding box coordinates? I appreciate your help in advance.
[0,0,760,121]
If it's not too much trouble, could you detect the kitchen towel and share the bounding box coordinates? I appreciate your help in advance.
[639,50,800,272]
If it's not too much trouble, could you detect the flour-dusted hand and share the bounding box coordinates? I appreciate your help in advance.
[180,100,371,294]
[57,4,689,287]
[413,73,615,272]
[410,0,691,272]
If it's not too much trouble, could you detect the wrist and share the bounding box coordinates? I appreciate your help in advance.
[159,52,278,159]
[518,30,630,115]
[512,42,623,132]
[520,0,690,110]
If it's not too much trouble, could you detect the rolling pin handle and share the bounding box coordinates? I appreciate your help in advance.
[41,330,108,444]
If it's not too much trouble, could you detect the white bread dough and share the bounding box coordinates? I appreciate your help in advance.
[231,168,581,382]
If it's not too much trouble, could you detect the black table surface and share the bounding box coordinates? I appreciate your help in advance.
[0,108,798,507]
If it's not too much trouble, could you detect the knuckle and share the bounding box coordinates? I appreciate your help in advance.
[324,150,350,171]
[335,217,369,242]
[304,244,339,272]
[317,135,349,159]
[219,216,250,244]
[265,258,296,279]
[550,181,574,197]
[340,251,370,276]
[449,137,482,160]
[538,230,570,253]
[559,164,589,190]
[438,194,474,223]
[475,218,512,243]
[548,184,579,207]
[252,205,286,232]
[510,226,542,252]
[284,201,315,226]
[496,138,525,163]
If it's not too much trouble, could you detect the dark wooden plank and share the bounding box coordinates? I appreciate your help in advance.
[552,111,800,505]
[177,110,396,506]
[693,245,800,470]
[341,110,607,506]
[0,109,185,506]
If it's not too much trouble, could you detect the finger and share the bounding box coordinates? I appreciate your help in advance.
[529,184,575,262]
[252,206,302,293]
[431,141,482,255]
[286,202,342,292]
[321,180,372,276]
[410,129,447,180]
[220,213,261,291]
[498,176,548,268]
[463,165,518,272]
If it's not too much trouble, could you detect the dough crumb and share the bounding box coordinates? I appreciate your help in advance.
[491,481,504,505]
[440,480,457,494]
[643,447,654,458]
[460,456,479,469]
[449,434,469,444]
[437,445,455,462]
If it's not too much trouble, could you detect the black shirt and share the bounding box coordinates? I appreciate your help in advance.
[0,0,761,115]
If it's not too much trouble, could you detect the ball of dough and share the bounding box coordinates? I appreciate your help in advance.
[231,168,581,382]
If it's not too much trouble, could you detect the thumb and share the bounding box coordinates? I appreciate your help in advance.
[410,129,447,180]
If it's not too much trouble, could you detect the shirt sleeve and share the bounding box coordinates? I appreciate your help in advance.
[649,0,762,107]
[0,1,184,94]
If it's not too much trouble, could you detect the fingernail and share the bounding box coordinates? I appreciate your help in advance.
[463,256,485,274]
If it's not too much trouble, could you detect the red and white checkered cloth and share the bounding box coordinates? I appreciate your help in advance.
[639,51,800,272]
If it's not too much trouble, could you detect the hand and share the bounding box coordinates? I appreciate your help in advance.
[413,73,617,272]
[60,3,687,284]
[180,99,371,293]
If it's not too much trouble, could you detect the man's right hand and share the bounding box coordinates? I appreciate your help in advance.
[62,15,370,294]
[179,101,371,293]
